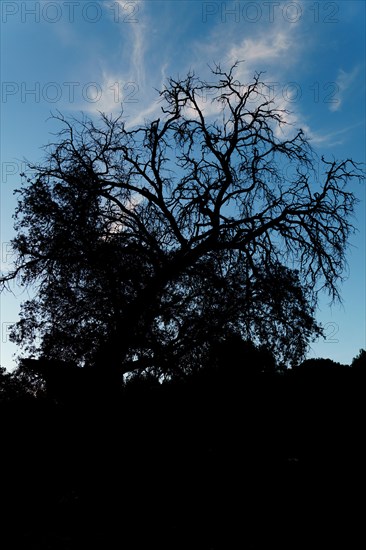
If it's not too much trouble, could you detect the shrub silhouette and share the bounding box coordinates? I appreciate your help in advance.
[294,357,347,371]
[19,357,122,406]
[351,348,366,370]
[209,334,277,380]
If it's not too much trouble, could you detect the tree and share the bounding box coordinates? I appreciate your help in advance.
[0,365,44,401]
[1,62,363,377]
[351,348,366,370]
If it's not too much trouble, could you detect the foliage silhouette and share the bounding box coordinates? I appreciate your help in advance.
[351,348,366,369]
[18,357,122,406]
[0,364,45,401]
[1,63,363,378]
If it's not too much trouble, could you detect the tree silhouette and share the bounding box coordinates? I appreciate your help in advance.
[351,348,366,370]
[1,62,363,378]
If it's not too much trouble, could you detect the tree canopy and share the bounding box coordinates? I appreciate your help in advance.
[1,62,363,376]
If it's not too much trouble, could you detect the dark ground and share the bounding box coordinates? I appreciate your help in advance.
[1,365,365,549]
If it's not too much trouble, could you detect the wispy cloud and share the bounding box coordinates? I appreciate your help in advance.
[329,67,360,112]
[227,30,298,68]
[77,0,166,126]
[194,3,303,75]
[85,0,305,121]
[127,1,147,91]
[178,6,305,133]
[74,0,361,149]
[302,120,365,147]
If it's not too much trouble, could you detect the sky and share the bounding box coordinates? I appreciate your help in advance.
[0,0,365,370]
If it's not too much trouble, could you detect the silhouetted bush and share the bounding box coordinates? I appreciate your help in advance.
[0,365,44,402]
[351,348,366,370]
[294,356,348,371]
[208,334,277,380]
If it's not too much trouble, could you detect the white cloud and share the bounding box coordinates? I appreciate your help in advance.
[179,5,305,133]
[73,0,361,149]
[129,3,147,90]
[75,0,166,126]
[301,121,365,147]
[82,0,304,124]
[228,31,295,67]
[329,67,360,112]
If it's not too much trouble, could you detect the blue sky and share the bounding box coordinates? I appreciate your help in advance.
[1,0,365,369]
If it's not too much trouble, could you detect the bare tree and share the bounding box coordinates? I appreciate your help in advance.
[1,63,363,375]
